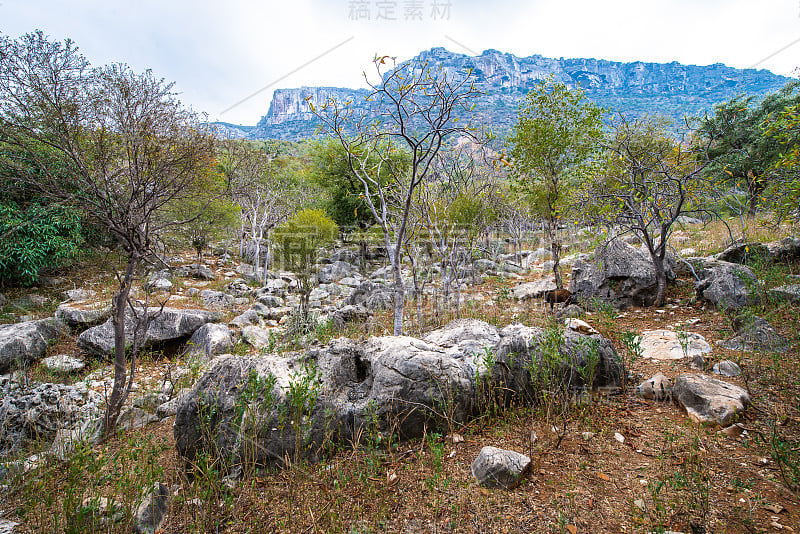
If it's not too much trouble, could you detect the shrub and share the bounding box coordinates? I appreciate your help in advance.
[0,201,83,285]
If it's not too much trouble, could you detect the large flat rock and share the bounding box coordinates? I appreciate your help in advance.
[673,373,750,426]
[77,307,219,357]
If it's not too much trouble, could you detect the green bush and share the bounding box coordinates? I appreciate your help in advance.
[0,201,83,285]
[273,209,338,317]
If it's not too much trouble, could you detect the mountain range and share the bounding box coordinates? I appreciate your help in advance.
[217,47,793,141]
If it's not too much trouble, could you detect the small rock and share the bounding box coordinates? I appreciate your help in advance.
[718,423,745,438]
[41,354,85,374]
[713,360,742,377]
[565,318,598,335]
[471,446,531,489]
[614,432,625,443]
[133,482,169,534]
[636,373,672,401]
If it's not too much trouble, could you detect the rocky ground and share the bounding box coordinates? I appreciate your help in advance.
[1,221,799,533]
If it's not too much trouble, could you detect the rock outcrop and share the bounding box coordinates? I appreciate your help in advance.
[0,318,67,373]
[694,259,759,310]
[173,319,621,472]
[77,308,219,357]
[0,380,102,457]
[569,240,675,308]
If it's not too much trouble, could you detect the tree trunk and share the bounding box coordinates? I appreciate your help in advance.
[102,256,139,439]
[549,224,563,289]
[391,247,405,336]
[652,254,667,307]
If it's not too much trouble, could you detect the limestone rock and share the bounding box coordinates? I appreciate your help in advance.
[769,284,800,304]
[56,302,111,330]
[0,318,67,373]
[673,373,750,426]
[318,261,355,284]
[0,381,102,457]
[173,319,621,472]
[636,373,672,401]
[345,281,394,311]
[714,242,770,264]
[77,308,219,357]
[713,360,742,377]
[638,329,711,361]
[241,325,274,349]
[512,277,556,301]
[694,259,759,311]
[719,315,788,353]
[200,289,234,309]
[41,354,85,374]
[569,239,675,308]
[187,323,233,357]
[471,446,531,489]
[180,263,216,281]
[133,482,169,534]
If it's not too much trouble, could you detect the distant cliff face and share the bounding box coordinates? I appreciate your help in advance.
[260,87,369,126]
[220,47,791,141]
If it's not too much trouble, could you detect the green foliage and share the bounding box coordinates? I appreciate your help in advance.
[274,208,338,316]
[698,81,800,216]
[508,76,604,288]
[308,138,407,231]
[763,96,800,222]
[508,76,605,215]
[0,201,83,285]
[166,165,240,263]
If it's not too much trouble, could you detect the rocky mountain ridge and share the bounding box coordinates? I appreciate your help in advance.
[219,47,792,141]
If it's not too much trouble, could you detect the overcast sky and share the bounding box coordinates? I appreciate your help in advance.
[2,0,798,125]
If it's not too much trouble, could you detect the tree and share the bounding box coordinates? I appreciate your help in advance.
[697,81,800,216]
[0,32,215,437]
[273,208,337,321]
[313,55,481,335]
[167,165,239,265]
[763,99,800,222]
[586,115,712,306]
[221,140,301,278]
[309,137,408,273]
[416,142,498,315]
[507,76,604,289]
[0,201,83,285]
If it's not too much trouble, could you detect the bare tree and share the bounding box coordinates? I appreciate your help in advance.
[585,114,715,306]
[0,32,215,437]
[313,55,480,335]
[417,142,498,317]
[221,141,298,279]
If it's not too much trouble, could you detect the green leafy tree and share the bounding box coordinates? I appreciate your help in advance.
[508,76,604,288]
[273,209,338,320]
[698,81,800,216]
[763,99,800,222]
[167,165,239,264]
[0,201,83,285]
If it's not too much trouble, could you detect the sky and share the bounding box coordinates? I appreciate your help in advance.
[2,0,799,125]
